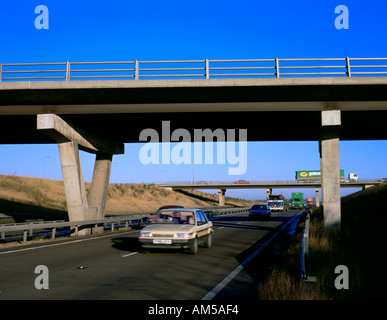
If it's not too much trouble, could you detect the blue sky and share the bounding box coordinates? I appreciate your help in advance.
[1,0,387,200]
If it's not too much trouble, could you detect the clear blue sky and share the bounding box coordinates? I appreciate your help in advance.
[1,0,387,200]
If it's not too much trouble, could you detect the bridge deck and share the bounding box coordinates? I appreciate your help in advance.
[1,76,387,144]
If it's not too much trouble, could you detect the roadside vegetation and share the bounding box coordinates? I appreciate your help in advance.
[257,183,387,300]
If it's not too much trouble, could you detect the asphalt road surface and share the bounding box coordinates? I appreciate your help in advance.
[0,210,302,300]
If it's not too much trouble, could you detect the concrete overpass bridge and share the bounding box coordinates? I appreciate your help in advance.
[1,57,387,230]
[157,179,383,206]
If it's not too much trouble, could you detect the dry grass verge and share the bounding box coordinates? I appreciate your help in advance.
[257,183,387,300]
[257,213,329,300]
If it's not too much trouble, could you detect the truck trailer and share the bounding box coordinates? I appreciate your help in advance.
[306,197,314,207]
[296,170,345,182]
[291,192,303,209]
[347,173,359,182]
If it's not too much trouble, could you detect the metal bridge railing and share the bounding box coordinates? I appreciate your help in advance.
[1,57,387,82]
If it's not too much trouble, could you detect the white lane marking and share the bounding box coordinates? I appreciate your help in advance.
[0,229,139,255]
[122,251,141,258]
[201,211,306,300]
[217,227,225,230]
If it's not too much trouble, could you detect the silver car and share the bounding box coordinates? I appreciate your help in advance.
[139,208,213,255]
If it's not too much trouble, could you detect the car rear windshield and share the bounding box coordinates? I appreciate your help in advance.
[252,205,266,210]
[153,210,195,224]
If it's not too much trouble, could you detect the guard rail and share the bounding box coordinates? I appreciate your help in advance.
[299,212,316,282]
[0,207,250,244]
[0,214,149,244]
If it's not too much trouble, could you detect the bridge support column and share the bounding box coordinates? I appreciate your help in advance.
[320,110,341,230]
[217,189,226,206]
[315,188,320,207]
[37,114,124,233]
[59,145,114,235]
[266,188,272,200]
[88,153,112,221]
[58,141,89,223]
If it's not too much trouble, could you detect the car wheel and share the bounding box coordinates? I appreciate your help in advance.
[203,233,212,248]
[189,237,198,255]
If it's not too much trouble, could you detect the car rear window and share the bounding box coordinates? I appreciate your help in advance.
[252,205,266,210]
[153,210,194,224]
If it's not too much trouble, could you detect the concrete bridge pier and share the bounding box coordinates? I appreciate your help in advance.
[320,110,341,230]
[37,114,124,235]
[87,153,113,233]
[315,188,320,207]
[266,188,272,200]
[58,141,90,223]
[217,189,226,206]
[88,153,113,220]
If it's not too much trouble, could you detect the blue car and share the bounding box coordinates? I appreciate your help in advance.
[248,204,271,220]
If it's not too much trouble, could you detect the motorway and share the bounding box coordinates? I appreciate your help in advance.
[0,210,302,300]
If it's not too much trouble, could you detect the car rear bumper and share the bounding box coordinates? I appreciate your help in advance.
[249,211,270,215]
[249,212,271,219]
[139,238,194,250]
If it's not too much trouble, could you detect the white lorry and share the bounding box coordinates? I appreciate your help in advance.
[348,173,359,182]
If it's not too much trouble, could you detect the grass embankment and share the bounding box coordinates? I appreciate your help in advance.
[257,183,387,300]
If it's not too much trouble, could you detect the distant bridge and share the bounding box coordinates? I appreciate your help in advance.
[157,179,385,206]
[157,179,383,189]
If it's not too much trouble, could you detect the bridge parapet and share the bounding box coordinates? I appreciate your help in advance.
[1,57,387,82]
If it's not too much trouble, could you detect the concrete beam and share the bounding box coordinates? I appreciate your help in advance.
[321,109,341,126]
[2,76,387,92]
[37,114,124,155]
[320,110,341,230]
